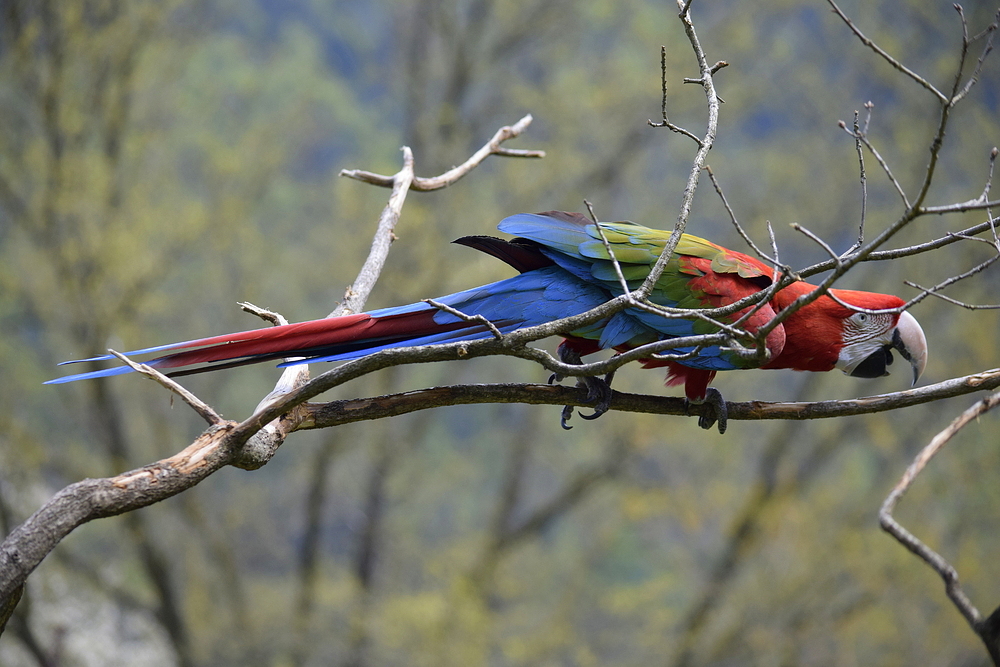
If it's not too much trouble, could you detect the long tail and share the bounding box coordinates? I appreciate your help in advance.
[45,306,509,385]
[46,266,607,384]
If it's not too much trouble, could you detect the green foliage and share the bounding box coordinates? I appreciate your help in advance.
[1,0,998,665]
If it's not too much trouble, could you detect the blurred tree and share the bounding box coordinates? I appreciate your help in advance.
[0,0,998,666]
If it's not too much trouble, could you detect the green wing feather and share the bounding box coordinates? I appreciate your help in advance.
[496,212,781,371]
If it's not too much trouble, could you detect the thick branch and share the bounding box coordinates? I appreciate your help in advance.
[334,148,415,317]
[6,359,997,611]
[0,422,240,605]
[297,367,1000,430]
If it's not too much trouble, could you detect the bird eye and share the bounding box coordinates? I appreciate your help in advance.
[852,312,868,325]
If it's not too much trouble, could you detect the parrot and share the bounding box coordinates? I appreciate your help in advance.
[46,211,927,432]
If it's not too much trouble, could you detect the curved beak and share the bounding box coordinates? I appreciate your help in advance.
[893,310,927,385]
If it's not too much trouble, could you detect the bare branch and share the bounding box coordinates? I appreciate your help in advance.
[5,359,1000,615]
[638,2,722,300]
[422,299,504,339]
[107,350,223,426]
[905,285,1000,310]
[863,215,999,261]
[791,222,842,265]
[917,197,1000,215]
[705,166,787,271]
[584,200,634,297]
[647,46,704,146]
[767,221,781,283]
[339,114,544,191]
[840,105,869,257]
[879,391,1000,661]
[298,367,1000,431]
[335,147,416,317]
[825,0,948,102]
[949,7,999,105]
[839,112,910,209]
[239,302,289,327]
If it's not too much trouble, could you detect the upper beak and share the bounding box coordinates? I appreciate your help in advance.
[892,311,927,386]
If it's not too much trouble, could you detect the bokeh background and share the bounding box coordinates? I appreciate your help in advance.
[1,1,999,665]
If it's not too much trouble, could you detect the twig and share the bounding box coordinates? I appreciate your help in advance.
[704,165,786,270]
[841,106,869,257]
[767,221,780,284]
[825,0,947,102]
[917,197,1000,215]
[339,114,544,191]
[983,147,999,244]
[791,222,842,264]
[949,7,999,105]
[583,200,634,297]
[905,285,1000,310]
[862,215,999,261]
[682,60,729,83]
[238,302,288,327]
[107,350,223,426]
[900,243,1000,310]
[422,299,504,340]
[648,45,705,145]
[838,114,910,209]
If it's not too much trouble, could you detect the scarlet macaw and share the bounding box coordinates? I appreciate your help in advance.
[47,211,927,432]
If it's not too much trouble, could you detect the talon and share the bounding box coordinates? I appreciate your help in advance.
[560,404,574,430]
[578,375,614,420]
[686,388,728,434]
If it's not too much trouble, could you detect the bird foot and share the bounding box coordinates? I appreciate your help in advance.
[552,347,616,429]
[557,373,615,430]
[684,387,728,434]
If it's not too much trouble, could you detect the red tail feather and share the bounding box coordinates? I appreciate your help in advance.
[150,309,481,370]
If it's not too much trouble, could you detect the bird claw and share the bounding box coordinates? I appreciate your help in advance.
[554,347,615,429]
[559,374,615,429]
[684,387,728,434]
[560,404,575,430]
[578,370,616,419]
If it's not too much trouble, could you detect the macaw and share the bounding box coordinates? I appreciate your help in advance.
[47,211,927,432]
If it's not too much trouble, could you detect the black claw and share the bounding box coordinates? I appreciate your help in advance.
[578,375,614,420]
[560,404,574,430]
[686,388,728,434]
[552,345,616,427]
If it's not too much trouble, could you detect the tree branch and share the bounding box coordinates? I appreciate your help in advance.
[879,391,1000,664]
[338,114,543,191]
[296,367,1000,429]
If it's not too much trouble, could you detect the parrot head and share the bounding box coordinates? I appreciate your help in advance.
[829,295,928,385]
